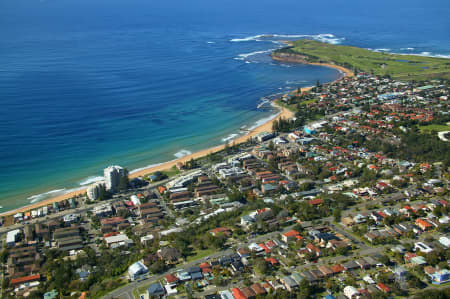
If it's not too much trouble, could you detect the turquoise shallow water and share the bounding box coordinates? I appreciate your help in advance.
[0,0,449,212]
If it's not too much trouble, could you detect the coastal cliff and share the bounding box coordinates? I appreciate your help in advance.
[271,51,311,64]
[271,47,355,78]
[272,39,449,80]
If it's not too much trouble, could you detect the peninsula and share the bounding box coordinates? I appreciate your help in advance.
[272,39,450,81]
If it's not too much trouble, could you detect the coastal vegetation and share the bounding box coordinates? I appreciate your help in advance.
[273,39,450,81]
[418,124,450,132]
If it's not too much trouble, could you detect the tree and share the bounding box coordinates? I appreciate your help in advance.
[118,169,130,191]
[297,279,313,298]
[333,208,342,222]
[254,257,270,275]
[149,260,167,274]
[424,251,441,266]
[379,254,390,266]
[98,184,111,201]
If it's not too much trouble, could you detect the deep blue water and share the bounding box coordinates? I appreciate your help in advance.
[0,0,449,212]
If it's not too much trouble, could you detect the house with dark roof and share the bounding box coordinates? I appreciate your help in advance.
[281,276,298,292]
[342,260,359,271]
[147,282,165,298]
[157,247,181,264]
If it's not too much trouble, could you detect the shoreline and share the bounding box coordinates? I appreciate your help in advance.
[1,58,354,218]
[0,102,294,217]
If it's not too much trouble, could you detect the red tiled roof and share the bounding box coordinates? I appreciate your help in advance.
[258,243,271,253]
[265,257,279,265]
[404,252,417,261]
[265,240,276,248]
[10,274,41,286]
[308,198,323,206]
[306,243,321,253]
[165,274,178,284]
[330,264,345,273]
[377,282,391,293]
[211,227,230,234]
[232,288,246,299]
[283,230,300,238]
[416,218,432,228]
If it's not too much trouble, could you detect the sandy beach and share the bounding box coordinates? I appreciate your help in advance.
[0,60,353,218]
[0,103,294,217]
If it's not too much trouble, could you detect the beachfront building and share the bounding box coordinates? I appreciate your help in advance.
[104,165,125,192]
[87,182,104,201]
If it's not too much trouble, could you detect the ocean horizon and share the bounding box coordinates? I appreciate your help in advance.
[0,0,449,212]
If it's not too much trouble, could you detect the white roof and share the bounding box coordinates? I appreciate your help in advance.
[248,243,263,252]
[141,234,154,242]
[128,261,148,275]
[219,290,234,299]
[363,275,375,284]
[6,229,21,243]
[344,285,359,297]
[105,234,130,245]
[439,236,450,248]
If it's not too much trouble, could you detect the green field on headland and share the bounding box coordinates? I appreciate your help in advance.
[273,40,450,81]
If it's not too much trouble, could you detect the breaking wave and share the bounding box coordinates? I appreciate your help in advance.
[27,189,66,203]
[230,33,344,45]
[174,149,192,158]
[222,133,239,142]
[79,176,104,186]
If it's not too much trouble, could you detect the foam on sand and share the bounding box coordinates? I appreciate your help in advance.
[174,149,192,158]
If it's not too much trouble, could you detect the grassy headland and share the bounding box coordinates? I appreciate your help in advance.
[272,39,450,81]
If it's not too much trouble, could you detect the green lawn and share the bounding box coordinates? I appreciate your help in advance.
[301,99,317,105]
[145,166,181,181]
[273,39,450,81]
[418,124,450,132]
[162,166,181,177]
[186,248,216,262]
[274,99,297,112]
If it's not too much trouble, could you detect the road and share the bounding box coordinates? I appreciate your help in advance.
[102,191,425,299]
[0,177,176,236]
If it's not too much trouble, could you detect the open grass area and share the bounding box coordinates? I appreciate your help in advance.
[274,99,297,112]
[162,166,181,177]
[186,248,216,262]
[300,98,317,105]
[418,124,450,132]
[274,39,450,81]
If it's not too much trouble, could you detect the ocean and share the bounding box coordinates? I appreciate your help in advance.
[0,0,449,212]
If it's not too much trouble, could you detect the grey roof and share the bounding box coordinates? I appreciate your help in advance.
[283,276,298,287]
[301,271,318,282]
[191,271,203,280]
[187,266,201,274]
[147,282,165,295]
[363,256,378,266]
[342,260,359,269]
